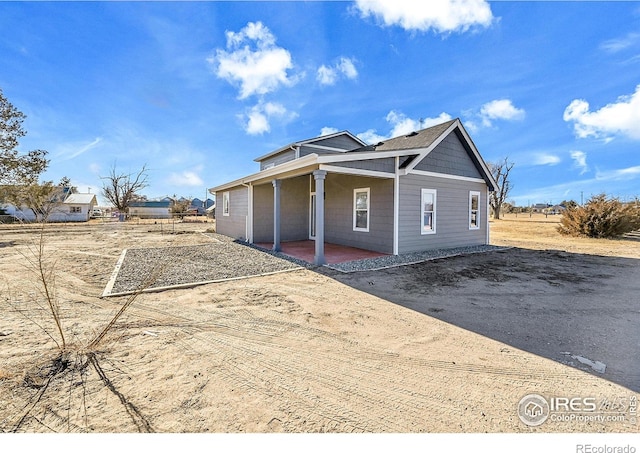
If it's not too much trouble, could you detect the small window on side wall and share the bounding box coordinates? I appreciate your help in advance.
[353,187,370,232]
[222,191,230,216]
[469,191,480,230]
[421,189,436,235]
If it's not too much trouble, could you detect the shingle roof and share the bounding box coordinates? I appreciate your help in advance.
[350,119,458,152]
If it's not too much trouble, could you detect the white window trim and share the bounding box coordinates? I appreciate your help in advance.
[469,190,481,230]
[421,189,437,235]
[222,191,230,217]
[353,187,370,232]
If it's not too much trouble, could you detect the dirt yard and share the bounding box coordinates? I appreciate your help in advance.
[0,214,638,434]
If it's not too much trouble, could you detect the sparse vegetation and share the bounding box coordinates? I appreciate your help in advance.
[5,220,160,432]
[557,194,640,238]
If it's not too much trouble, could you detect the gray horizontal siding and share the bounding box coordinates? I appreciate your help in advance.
[313,135,362,150]
[414,131,482,179]
[215,186,249,240]
[259,149,296,170]
[253,176,310,243]
[330,157,395,174]
[324,174,393,254]
[398,174,487,254]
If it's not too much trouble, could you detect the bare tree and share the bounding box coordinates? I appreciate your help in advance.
[488,157,515,220]
[101,164,149,213]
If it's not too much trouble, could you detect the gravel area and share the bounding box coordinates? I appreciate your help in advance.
[325,244,508,273]
[106,238,506,295]
[106,239,302,295]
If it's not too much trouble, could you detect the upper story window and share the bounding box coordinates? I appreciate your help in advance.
[421,189,436,235]
[222,191,230,216]
[353,188,370,232]
[469,191,480,229]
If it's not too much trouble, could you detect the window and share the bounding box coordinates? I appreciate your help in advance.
[469,191,480,229]
[421,189,436,234]
[222,191,230,216]
[70,206,82,213]
[353,188,370,232]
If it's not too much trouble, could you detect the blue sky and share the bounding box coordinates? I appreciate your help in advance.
[1,0,639,207]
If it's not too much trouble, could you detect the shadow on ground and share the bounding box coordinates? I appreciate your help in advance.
[324,247,640,393]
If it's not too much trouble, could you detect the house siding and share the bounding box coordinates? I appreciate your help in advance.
[260,149,296,170]
[414,131,483,179]
[330,157,396,173]
[300,135,362,155]
[216,186,249,240]
[253,175,310,243]
[398,173,488,254]
[324,174,394,254]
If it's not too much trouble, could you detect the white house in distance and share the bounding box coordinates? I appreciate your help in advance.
[4,192,97,222]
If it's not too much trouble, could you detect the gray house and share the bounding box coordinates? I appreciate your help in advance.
[210,118,497,265]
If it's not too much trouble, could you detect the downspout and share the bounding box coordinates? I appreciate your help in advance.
[241,182,253,243]
[291,145,300,159]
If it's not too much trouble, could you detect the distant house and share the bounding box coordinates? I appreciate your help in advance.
[210,118,497,265]
[128,200,171,219]
[543,205,566,215]
[2,190,97,222]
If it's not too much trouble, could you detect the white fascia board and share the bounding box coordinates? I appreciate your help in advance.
[302,143,351,153]
[210,154,318,193]
[319,164,395,179]
[406,169,488,184]
[404,120,459,173]
[317,149,418,164]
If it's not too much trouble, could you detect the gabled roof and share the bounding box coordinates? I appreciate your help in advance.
[210,118,497,192]
[349,119,458,153]
[64,193,97,205]
[253,130,366,162]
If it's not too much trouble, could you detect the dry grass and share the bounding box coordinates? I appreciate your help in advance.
[490,213,640,259]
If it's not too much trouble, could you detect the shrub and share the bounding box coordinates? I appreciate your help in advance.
[557,194,640,238]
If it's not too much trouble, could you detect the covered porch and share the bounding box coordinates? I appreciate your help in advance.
[255,240,388,265]
[251,168,396,265]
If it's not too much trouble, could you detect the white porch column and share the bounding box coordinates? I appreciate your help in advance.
[272,179,281,252]
[313,170,327,265]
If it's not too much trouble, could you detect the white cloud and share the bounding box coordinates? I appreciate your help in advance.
[354,0,494,34]
[357,111,453,144]
[595,165,640,181]
[479,99,525,127]
[168,169,204,187]
[242,102,296,135]
[570,150,588,174]
[317,65,337,86]
[317,57,358,86]
[320,127,339,136]
[209,22,297,99]
[55,137,103,161]
[600,32,640,53]
[563,85,640,140]
[531,153,561,166]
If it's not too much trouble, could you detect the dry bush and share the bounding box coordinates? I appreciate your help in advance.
[557,194,640,238]
[5,221,159,432]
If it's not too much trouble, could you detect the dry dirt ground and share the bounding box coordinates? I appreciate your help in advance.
[0,215,638,434]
